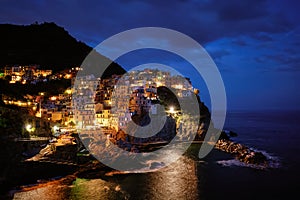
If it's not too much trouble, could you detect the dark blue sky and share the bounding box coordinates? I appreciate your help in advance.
[1,0,300,110]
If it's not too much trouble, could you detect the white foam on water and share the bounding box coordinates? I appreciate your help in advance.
[216,149,281,170]
[105,160,166,175]
[216,159,265,170]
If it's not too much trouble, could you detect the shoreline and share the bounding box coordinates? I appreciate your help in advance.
[1,137,279,199]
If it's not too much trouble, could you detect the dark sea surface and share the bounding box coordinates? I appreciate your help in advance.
[203,110,300,199]
[11,110,300,200]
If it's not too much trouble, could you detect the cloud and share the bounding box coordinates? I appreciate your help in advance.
[0,0,300,110]
[251,32,273,42]
[1,0,298,47]
[209,49,231,60]
[216,0,267,21]
[232,38,248,46]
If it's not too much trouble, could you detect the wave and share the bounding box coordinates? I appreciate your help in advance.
[105,160,166,175]
[217,150,281,170]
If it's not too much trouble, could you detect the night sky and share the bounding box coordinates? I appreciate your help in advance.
[1,0,299,111]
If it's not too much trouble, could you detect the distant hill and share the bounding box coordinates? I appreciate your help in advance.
[0,22,125,76]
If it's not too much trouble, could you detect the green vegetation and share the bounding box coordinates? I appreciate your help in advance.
[0,107,24,138]
[157,86,180,110]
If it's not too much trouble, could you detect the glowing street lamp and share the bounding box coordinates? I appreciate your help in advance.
[65,89,72,95]
[26,124,32,132]
[53,125,59,132]
[169,106,175,114]
[25,124,34,132]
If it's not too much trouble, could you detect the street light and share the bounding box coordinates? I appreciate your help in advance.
[169,106,175,113]
[25,124,34,132]
[65,89,72,95]
[53,125,59,132]
[26,124,32,132]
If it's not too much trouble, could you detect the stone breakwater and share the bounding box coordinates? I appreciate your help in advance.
[215,139,269,167]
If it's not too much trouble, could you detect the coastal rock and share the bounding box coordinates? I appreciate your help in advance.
[239,151,267,165]
[215,139,268,166]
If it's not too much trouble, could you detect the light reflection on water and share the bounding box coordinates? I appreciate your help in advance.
[119,156,199,200]
[13,156,199,200]
[13,182,70,200]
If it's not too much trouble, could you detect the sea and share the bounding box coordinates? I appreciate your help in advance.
[9,110,300,200]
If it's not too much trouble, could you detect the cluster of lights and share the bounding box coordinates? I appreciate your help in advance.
[50,96,57,101]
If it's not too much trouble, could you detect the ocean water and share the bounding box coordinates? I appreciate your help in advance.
[221,110,300,169]
[11,110,300,200]
[201,110,300,199]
